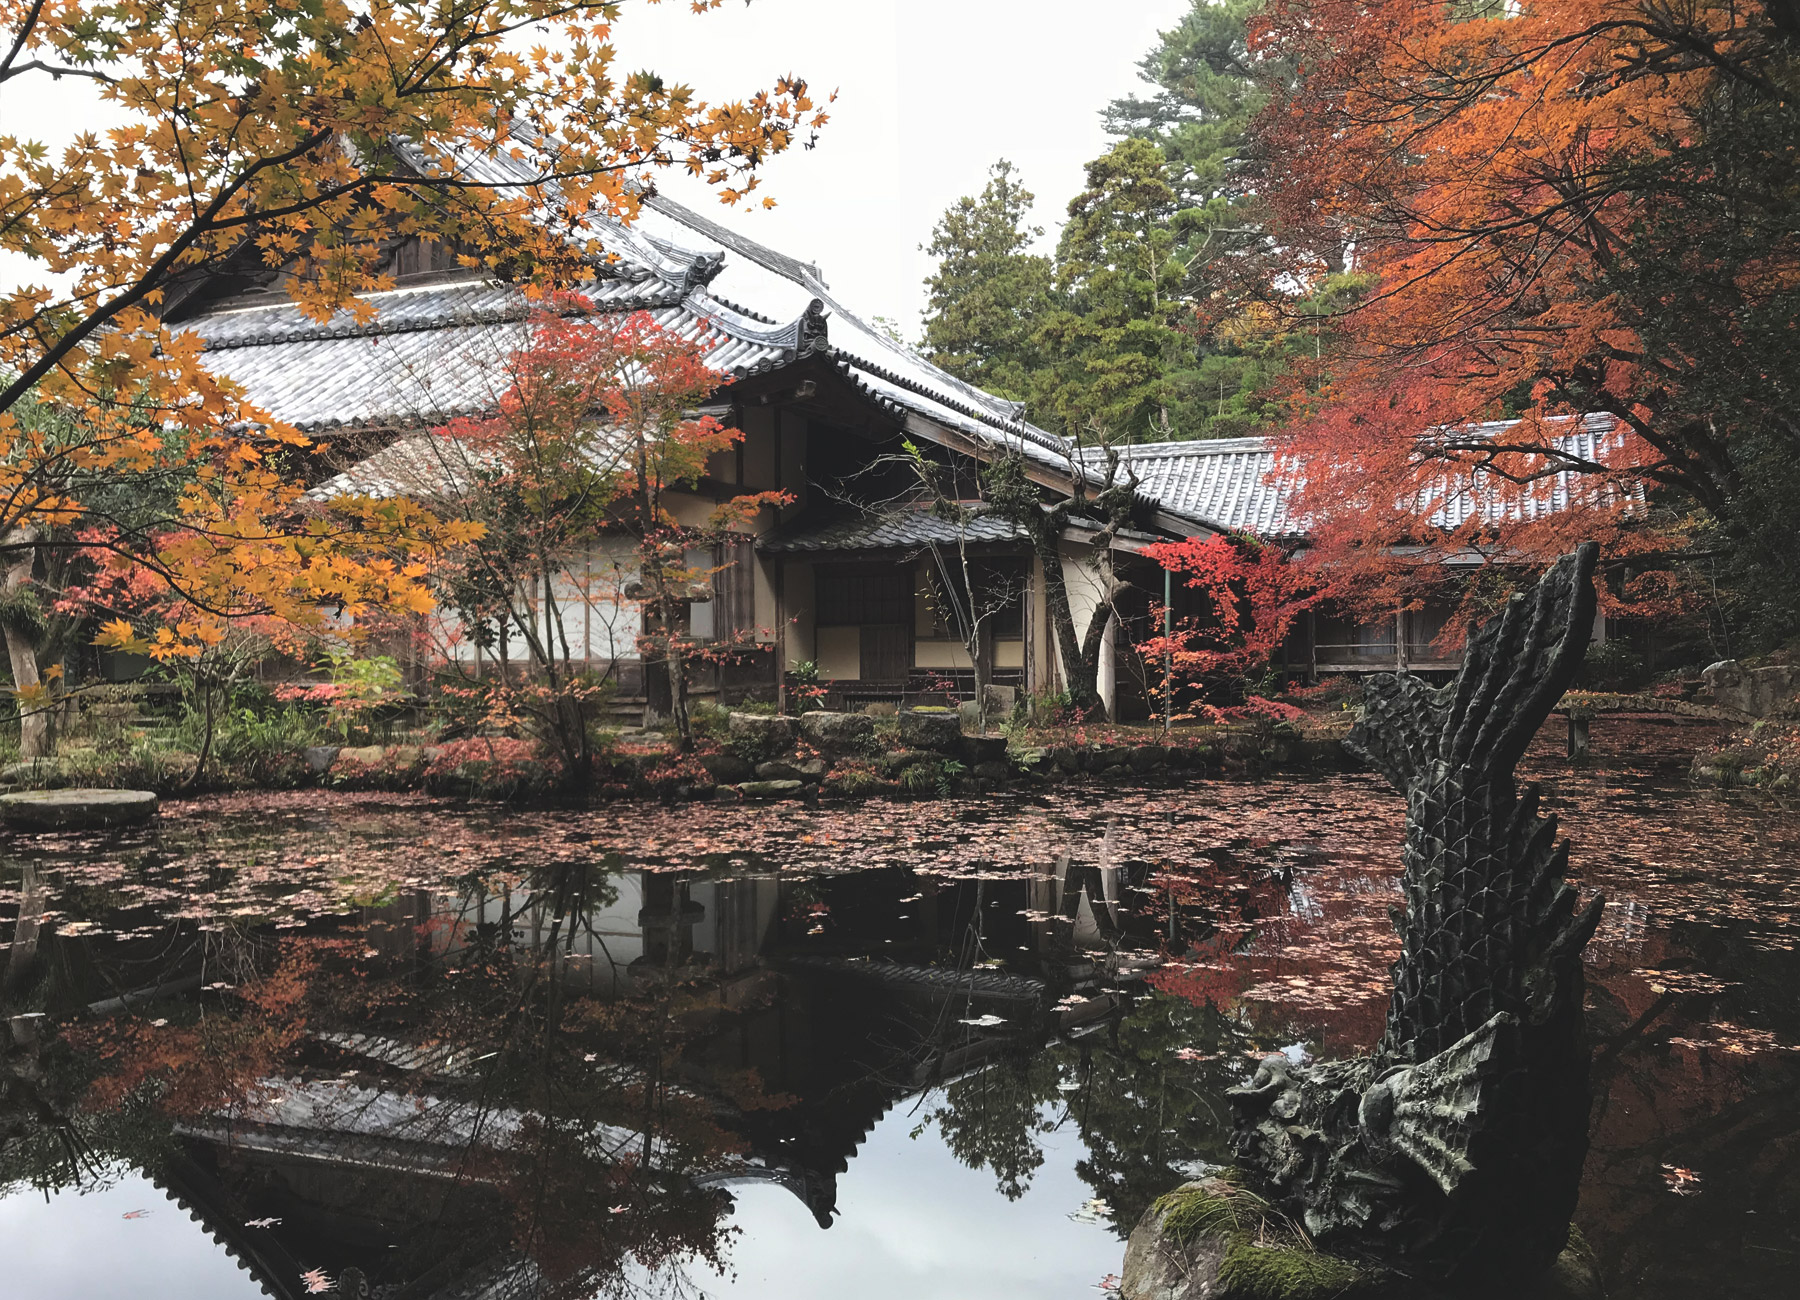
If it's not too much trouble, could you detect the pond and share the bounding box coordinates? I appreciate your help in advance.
[1,716,1795,1300]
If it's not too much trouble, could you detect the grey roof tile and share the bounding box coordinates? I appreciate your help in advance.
[758,506,1024,552]
[1104,415,1638,536]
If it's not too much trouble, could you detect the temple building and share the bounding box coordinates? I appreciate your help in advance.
[161,181,1618,717]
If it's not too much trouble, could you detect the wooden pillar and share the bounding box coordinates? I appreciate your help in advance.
[1567,713,1591,761]
[774,558,787,713]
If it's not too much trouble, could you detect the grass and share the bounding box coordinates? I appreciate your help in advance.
[1149,1179,1379,1300]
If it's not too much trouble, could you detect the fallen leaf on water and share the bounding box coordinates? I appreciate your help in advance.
[1661,1164,1702,1196]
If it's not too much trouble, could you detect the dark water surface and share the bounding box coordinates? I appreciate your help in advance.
[1,716,1795,1299]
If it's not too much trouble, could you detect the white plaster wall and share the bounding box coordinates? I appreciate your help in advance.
[815,626,860,679]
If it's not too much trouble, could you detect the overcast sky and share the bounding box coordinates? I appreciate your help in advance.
[4,0,1191,334]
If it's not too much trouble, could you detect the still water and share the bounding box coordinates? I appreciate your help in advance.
[1,717,1794,1299]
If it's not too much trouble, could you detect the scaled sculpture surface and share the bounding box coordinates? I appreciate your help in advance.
[1228,544,1606,1289]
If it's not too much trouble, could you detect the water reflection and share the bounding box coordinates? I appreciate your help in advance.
[1,723,1796,1299]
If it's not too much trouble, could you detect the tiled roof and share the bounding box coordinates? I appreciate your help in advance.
[178,280,794,434]
[172,175,1076,477]
[758,505,1025,552]
[1105,415,1636,537]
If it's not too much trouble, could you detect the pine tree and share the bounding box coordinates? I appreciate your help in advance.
[1103,0,1267,215]
[920,161,1056,400]
[1031,139,1191,442]
[1093,0,1316,441]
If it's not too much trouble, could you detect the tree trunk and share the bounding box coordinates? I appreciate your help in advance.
[1034,531,1103,712]
[970,619,993,734]
[2,529,50,759]
[665,640,691,752]
[1081,599,1117,721]
[3,862,44,998]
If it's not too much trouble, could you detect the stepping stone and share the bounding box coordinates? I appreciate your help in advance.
[0,788,158,829]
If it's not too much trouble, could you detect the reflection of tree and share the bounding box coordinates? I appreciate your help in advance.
[2,858,785,1299]
[1058,995,1237,1232]
[924,1051,1059,1201]
[920,993,1241,1230]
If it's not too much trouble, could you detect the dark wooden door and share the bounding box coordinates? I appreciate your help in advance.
[861,623,912,681]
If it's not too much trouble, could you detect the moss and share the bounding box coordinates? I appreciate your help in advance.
[1218,1236,1373,1299]
[1153,1178,1263,1244]
[1151,1179,1381,1300]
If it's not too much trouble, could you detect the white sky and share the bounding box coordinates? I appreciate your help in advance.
[2,0,1191,334]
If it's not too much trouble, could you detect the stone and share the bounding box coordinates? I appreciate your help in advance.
[1230,545,1605,1288]
[1087,745,1134,772]
[795,757,828,780]
[0,788,158,829]
[1,758,64,786]
[303,745,340,774]
[1121,1179,1361,1300]
[387,745,424,767]
[960,733,1009,765]
[971,760,1012,782]
[799,711,874,750]
[700,752,757,784]
[898,708,963,752]
[728,712,799,748]
[1703,659,1800,717]
[1129,744,1166,772]
[1120,1178,1603,1300]
[754,760,805,782]
[334,745,385,767]
[878,749,934,776]
[735,780,804,799]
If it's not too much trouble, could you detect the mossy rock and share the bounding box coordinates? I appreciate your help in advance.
[1124,1179,1605,1300]
[1124,1179,1378,1300]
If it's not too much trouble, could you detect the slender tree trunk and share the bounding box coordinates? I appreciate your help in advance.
[1035,534,1102,711]
[2,529,50,759]
[3,862,45,998]
[970,618,993,734]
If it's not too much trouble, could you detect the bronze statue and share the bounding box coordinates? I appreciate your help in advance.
[1229,543,1605,1290]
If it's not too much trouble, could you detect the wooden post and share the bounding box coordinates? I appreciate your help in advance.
[774,558,787,714]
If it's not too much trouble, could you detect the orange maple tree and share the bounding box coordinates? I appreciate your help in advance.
[1243,0,1800,635]
[0,0,828,754]
[413,302,786,768]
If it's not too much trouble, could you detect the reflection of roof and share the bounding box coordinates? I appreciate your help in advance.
[757,506,1025,553]
[1097,414,1635,537]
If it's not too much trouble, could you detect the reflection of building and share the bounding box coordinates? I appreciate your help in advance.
[131,859,1166,1298]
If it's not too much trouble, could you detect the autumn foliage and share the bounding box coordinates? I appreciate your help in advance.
[0,0,825,753]
[1244,0,1800,631]
[417,302,786,765]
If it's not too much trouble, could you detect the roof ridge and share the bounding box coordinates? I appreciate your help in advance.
[828,348,1068,455]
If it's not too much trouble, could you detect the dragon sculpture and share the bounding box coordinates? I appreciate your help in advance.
[1229,543,1606,1290]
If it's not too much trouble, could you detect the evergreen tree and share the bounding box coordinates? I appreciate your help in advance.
[1031,139,1193,442]
[1103,0,1267,216]
[919,161,1056,400]
[1091,0,1322,441]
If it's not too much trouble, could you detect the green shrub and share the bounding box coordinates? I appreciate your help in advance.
[899,761,942,794]
[1582,640,1647,691]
